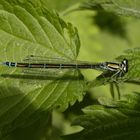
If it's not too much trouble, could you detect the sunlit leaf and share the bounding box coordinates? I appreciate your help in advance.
[44,0,85,12]
[0,0,85,138]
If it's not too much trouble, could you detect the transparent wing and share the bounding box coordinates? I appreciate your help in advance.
[23,55,73,64]
[22,68,67,77]
[20,55,81,76]
[21,55,105,76]
[23,55,96,65]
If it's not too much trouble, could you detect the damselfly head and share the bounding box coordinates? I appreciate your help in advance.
[121,59,128,73]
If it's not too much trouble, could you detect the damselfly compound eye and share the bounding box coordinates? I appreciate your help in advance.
[122,59,128,73]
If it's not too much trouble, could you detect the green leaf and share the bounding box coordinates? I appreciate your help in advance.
[81,0,140,18]
[63,93,140,140]
[0,0,85,138]
[43,0,85,12]
[88,47,140,88]
[3,111,52,140]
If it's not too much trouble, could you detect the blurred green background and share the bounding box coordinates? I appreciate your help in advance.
[44,0,140,138]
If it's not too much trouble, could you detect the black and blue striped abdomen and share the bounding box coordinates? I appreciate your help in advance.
[4,62,96,69]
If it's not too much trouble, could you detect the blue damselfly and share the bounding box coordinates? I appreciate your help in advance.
[0,55,128,77]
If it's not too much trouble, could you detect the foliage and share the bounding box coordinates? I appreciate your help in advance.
[88,47,140,87]
[0,0,85,139]
[63,93,140,140]
[80,0,140,18]
[0,0,140,140]
[43,0,85,12]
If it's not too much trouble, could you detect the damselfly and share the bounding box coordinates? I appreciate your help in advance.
[0,55,128,77]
